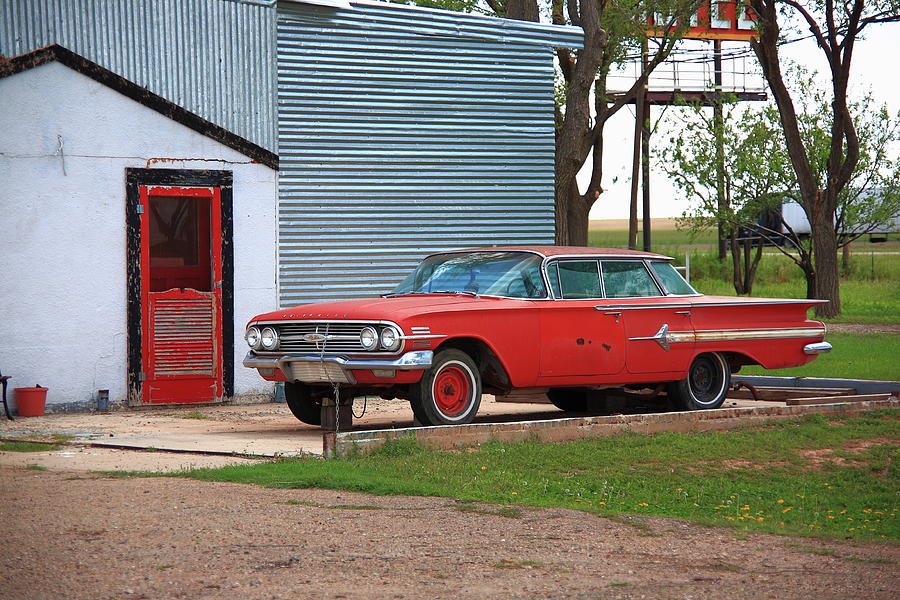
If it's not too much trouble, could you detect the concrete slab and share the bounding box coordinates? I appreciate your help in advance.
[0,395,787,470]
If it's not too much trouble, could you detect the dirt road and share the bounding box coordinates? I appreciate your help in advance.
[2,467,897,600]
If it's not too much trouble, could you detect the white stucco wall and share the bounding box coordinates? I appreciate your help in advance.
[0,61,278,409]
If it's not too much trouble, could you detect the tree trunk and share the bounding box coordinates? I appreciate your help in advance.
[812,207,840,317]
[567,194,592,247]
[730,237,745,294]
[744,240,763,295]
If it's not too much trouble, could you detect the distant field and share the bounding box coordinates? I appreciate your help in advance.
[588,219,900,252]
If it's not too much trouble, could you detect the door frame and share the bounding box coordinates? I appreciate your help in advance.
[126,168,234,405]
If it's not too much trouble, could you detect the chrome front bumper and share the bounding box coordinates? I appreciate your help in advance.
[803,342,833,355]
[242,351,433,385]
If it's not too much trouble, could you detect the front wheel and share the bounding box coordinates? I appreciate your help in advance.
[284,382,322,425]
[410,349,482,426]
[667,352,730,410]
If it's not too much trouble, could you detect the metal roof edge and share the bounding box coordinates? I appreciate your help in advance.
[0,44,279,170]
[278,0,584,49]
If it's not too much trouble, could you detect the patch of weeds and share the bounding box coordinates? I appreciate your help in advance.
[155,565,173,571]
[454,504,523,519]
[433,572,449,579]
[282,499,384,510]
[51,434,74,443]
[604,514,653,532]
[734,532,750,541]
[843,556,896,565]
[283,499,322,507]
[0,441,61,452]
[608,582,630,587]
[555,567,573,574]
[24,464,47,471]
[179,411,209,420]
[796,546,838,557]
[494,559,541,569]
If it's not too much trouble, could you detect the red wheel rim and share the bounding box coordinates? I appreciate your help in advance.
[433,364,472,416]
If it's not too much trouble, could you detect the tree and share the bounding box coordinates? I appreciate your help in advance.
[746,0,900,317]
[661,100,789,295]
[661,78,900,297]
[551,0,700,245]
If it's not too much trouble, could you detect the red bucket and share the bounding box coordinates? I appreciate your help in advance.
[14,386,48,417]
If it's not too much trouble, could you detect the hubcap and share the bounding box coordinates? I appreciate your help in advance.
[433,364,471,416]
[689,355,723,405]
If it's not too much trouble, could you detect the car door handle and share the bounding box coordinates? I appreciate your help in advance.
[603,311,622,317]
[674,310,691,315]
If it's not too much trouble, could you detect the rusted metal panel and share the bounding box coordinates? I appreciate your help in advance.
[276,1,582,306]
[0,0,277,152]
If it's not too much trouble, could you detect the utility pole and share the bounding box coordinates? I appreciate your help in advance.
[628,81,644,250]
[641,39,652,252]
[714,38,727,260]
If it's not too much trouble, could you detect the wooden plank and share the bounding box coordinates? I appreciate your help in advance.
[728,387,856,401]
[785,393,892,406]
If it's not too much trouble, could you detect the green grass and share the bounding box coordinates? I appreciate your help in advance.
[590,226,900,324]
[178,411,899,541]
[738,332,900,381]
[589,226,900,254]
[179,410,209,420]
[0,441,61,452]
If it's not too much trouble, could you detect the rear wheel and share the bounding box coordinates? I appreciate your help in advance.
[667,352,730,410]
[410,349,482,426]
[284,382,322,425]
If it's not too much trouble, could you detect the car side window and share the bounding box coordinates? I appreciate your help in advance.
[600,260,662,298]
[554,260,602,299]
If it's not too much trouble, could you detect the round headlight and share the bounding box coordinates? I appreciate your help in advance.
[246,326,261,350]
[380,326,401,351]
[359,326,378,350]
[260,326,279,350]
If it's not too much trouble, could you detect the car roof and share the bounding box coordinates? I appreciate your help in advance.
[448,246,673,260]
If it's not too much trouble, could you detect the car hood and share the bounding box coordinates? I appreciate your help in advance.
[248,294,511,325]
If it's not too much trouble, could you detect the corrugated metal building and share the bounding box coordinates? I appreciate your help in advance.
[276,1,582,304]
[0,0,581,409]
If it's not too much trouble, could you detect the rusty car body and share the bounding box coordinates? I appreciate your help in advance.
[243,247,831,427]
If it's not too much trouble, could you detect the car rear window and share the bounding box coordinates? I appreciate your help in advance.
[649,261,697,295]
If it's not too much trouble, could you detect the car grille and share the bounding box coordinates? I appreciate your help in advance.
[265,321,392,354]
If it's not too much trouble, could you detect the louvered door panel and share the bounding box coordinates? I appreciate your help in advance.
[150,295,215,376]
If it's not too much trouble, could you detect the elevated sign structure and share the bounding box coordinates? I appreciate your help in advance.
[650,0,758,42]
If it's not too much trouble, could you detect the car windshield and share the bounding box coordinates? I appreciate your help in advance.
[391,251,548,299]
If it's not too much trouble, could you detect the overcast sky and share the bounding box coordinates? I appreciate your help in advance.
[585,21,900,221]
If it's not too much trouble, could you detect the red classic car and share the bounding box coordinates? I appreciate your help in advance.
[243,247,831,428]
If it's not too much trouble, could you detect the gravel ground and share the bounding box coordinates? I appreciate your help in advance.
[2,467,897,600]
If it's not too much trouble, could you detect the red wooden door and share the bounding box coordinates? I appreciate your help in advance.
[140,185,223,404]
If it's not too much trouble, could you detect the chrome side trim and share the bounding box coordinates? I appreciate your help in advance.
[596,299,827,311]
[399,334,447,340]
[243,351,434,383]
[628,326,827,346]
[803,342,833,355]
[596,303,693,311]
[629,324,671,351]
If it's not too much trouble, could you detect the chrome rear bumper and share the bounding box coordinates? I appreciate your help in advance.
[243,351,433,384]
[803,342,833,355]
